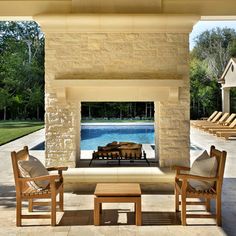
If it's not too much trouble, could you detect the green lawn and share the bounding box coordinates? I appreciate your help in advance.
[0,121,44,145]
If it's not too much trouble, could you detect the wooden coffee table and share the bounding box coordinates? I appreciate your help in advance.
[94,183,142,226]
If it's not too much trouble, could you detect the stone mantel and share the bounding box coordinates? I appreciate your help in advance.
[51,79,184,103]
[34,14,199,33]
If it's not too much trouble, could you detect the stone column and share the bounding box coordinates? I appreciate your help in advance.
[222,87,230,113]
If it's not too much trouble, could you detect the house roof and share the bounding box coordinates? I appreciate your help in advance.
[219,58,236,84]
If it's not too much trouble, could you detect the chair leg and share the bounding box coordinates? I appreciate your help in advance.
[216,195,222,226]
[59,187,64,212]
[51,193,57,226]
[175,185,179,212]
[206,198,211,212]
[16,196,22,227]
[181,193,187,226]
[28,199,33,212]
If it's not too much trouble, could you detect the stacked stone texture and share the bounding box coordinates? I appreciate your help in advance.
[45,32,190,167]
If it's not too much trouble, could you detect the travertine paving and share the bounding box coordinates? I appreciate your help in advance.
[0,128,236,235]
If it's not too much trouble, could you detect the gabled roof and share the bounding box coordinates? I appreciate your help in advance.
[219,58,236,84]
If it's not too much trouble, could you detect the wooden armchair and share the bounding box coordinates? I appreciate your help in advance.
[174,146,227,226]
[11,146,68,226]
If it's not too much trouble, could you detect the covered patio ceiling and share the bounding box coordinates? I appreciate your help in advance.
[0,0,236,19]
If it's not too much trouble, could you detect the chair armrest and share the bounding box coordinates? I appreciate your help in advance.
[172,166,190,175]
[47,166,68,171]
[172,166,190,171]
[19,174,60,182]
[176,173,218,181]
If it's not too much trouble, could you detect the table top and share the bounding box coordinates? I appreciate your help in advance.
[94,183,141,197]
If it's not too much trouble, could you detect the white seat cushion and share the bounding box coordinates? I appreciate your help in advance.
[189,150,218,191]
[18,155,49,190]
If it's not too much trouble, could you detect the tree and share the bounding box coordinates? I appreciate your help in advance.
[27,86,44,120]
[0,21,44,120]
[0,88,11,120]
[190,27,236,119]
[192,27,236,78]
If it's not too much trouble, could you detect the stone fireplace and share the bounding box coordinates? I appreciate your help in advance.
[35,14,199,168]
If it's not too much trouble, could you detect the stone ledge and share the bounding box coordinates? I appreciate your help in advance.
[63,167,175,192]
[35,14,199,33]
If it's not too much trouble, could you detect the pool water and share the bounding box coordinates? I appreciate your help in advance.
[30,124,202,151]
[81,125,154,150]
[31,124,154,150]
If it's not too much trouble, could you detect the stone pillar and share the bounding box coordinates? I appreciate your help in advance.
[222,87,230,113]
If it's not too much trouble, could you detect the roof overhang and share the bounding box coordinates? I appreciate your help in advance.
[219,58,236,85]
[1,0,236,19]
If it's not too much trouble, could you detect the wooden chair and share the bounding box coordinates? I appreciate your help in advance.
[174,146,227,226]
[11,146,68,226]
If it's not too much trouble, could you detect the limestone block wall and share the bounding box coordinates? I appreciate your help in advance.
[158,86,190,167]
[44,32,190,167]
[45,93,78,167]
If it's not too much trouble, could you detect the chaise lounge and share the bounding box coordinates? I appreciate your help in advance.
[216,130,236,140]
[208,117,236,134]
[191,111,222,128]
[196,112,229,130]
[199,113,235,132]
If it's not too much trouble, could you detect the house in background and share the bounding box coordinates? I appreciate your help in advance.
[219,58,236,113]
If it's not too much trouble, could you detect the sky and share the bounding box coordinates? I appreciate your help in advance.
[190,21,236,50]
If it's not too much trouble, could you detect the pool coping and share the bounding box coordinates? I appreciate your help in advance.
[81,122,154,126]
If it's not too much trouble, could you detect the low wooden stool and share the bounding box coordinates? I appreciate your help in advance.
[94,183,142,226]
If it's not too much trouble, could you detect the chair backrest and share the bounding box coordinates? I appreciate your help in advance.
[209,145,227,193]
[229,117,236,128]
[217,113,229,124]
[211,112,223,123]
[224,113,236,126]
[11,146,29,194]
[207,111,218,121]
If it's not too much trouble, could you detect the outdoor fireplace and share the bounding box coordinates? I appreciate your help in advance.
[36,14,197,168]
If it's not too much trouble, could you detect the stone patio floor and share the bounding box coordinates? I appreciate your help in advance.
[0,128,236,235]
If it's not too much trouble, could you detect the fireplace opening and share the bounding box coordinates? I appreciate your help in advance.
[79,102,156,167]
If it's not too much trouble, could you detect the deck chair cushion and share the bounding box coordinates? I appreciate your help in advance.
[18,155,49,190]
[189,150,218,191]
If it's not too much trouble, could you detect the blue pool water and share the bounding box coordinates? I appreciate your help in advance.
[31,124,203,151]
[80,125,154,150]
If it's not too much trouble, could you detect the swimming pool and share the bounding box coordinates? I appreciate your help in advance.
[30,124,203,151]
[81,124,154,150]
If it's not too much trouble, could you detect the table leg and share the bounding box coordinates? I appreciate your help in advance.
[100,202,102,214]
[94,197,100,226]
[135,197,142,226]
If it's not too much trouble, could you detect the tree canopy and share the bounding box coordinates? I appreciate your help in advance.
[190,27,236,119]
[1,21,236,121]
[0,21,44,120]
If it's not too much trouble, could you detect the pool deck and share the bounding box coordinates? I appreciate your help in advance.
[0,127,236,235]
